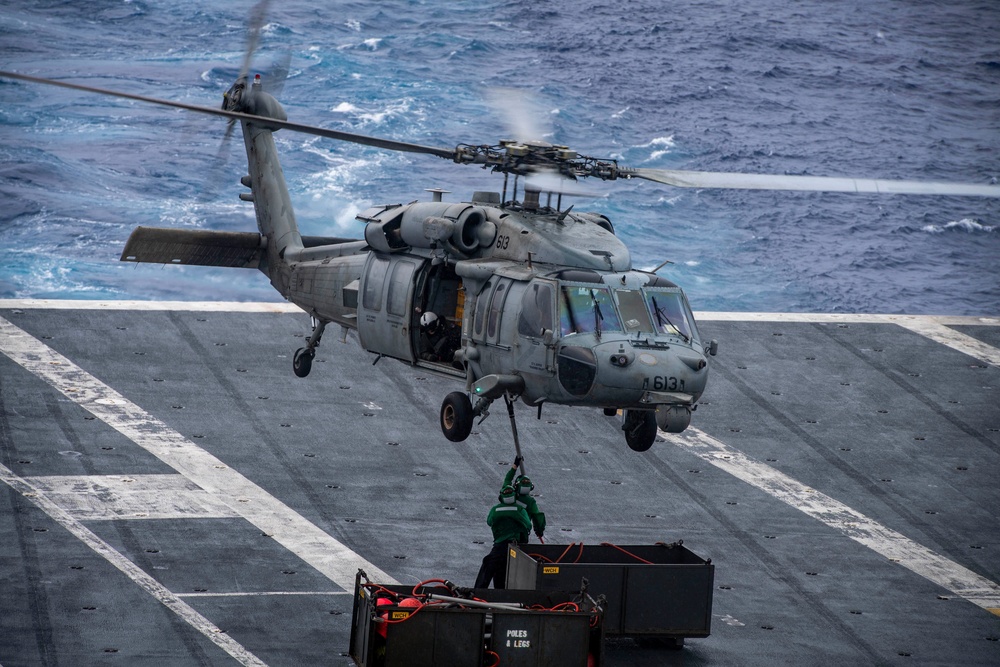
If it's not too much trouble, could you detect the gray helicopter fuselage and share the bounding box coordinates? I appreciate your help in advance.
[271,198,708,417]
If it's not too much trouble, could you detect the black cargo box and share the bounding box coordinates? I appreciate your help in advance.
[505,542,713,644]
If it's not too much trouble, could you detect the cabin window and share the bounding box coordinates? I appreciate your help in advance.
[474,280,492,337]
[363,255,390,311]
[386,260,415,317]
[487,281,508,339]
[518,282,555,338]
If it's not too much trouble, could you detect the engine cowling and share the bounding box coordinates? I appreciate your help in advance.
[451,206,496,253]
[396,202,496,255]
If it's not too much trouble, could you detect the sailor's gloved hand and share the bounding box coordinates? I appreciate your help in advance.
[513,455,523,468]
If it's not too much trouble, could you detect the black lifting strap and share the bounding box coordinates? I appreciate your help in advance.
[504,393,526,477]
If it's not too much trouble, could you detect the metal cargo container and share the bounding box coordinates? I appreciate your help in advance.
[505,541,713,647]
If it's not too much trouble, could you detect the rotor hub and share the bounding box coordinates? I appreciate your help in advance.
[454,142,622,182]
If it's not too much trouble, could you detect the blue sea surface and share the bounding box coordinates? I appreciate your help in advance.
[1,0,998,314]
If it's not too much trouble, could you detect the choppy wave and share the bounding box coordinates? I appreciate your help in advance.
[0,0,997,314]
[921,218,995,234]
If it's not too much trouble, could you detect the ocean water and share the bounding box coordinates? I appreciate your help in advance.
[1,0,997,315]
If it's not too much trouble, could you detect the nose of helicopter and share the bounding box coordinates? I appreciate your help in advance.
[590,340,709,403]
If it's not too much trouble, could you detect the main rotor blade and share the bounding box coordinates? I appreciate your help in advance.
[0,70,458,160]
[628,168,1000,198]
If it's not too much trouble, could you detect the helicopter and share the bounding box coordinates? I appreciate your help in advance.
[2,53,997,454]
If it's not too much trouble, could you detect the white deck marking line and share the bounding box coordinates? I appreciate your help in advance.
[0,316,397,590]
[890,318,1000,368]
[694,312,1000,327]
[696,312,1000,367]
[0,463,268,667]
[176,591,352,598]
[0,299,302,313]
[664,427,1000,616]
[24,474,242,521]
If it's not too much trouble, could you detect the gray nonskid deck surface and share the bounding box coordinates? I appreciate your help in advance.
[1,303,998,666]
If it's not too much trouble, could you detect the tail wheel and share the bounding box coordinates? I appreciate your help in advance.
[292,347,314,378]
[440,392,473,442]
[623,409,657,452]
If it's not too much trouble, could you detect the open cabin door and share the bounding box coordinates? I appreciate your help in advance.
[357,253,423,363]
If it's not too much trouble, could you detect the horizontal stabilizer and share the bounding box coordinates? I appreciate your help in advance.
[301,235,362,247]
[120,226,264,268]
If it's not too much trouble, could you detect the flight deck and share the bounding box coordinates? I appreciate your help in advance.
[1,301,998,666]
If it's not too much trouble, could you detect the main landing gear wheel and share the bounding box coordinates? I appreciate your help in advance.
[292,318,326,379]
[293,347,315,378]
[440,391,473,442]
[623,409,657,452]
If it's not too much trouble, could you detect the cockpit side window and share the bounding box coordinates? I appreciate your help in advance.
[558,285,623,336]
[518,282,554,338]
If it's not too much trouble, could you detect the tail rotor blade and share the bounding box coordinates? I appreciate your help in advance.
[266,51,292,97]
[196,119,238,204]
[238,0,272,83]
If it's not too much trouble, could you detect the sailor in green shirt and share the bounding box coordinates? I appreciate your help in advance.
[474,485,531,589]
[503,456,546,542]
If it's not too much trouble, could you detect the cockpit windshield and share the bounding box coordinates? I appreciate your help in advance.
[554,280,697,342]
[644,288,694,341]
[559,285,623,336]
[615,289,654,334]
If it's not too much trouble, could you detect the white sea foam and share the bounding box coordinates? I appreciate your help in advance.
[17,260,113,298]
[641,136,676,149]
[656,194,684,206]
[643,135,676,161]
[331,102,360,114]
[327,98,416,126]
[296,147,396,232]
[337,37,382,52]
[921,218,995,234]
